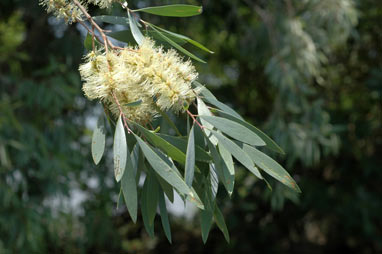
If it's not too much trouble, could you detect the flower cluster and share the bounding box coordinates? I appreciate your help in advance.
[40,0,85,24]
[87,0,116,9]
[79,38,198,124]
[40,0,116,23]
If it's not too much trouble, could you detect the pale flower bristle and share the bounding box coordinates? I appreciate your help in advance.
[78,37,198,124]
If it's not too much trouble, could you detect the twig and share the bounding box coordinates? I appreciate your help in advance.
[112,91,133,134]
[186,110,204,130]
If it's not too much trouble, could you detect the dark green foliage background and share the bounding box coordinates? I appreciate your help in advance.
[0,0,381,253]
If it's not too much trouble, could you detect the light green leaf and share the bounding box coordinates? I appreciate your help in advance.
[128,11,144,45]
[113,115,127,182]
[156,133,211,162]
[91,114,106,165]
[197,97,218,145]
[218,144,234,175]
[134,4,203,17]
[185,125,195,187]
[135,134,204,208]
[151,25,213,53]
[200,115,266,146]
[214,204,230,243]
[121,143,138,222]
[158,189,172,243]
[149,24,206,63]
[93,15,132,26]
[215,109,285,154]
[242,144,301,193]
[210,130,263,179]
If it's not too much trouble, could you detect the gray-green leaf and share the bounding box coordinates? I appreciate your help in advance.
[200,115,266,146]
[185,124,195,187]
[113,115,127,182]
[91,114,106,165]
[128,11,144,45]
[134,4,203,17]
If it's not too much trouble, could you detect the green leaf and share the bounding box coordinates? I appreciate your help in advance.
[185,125,195,187]
[141,178,155,237]
[155,173,174,203]
[135,134,204,208]
[218,144,234,175]
[91,114,106,165]
[215,109,285,154]
[200,209,213,244]
[125,99,142,107]
[153,104,182,136]
[206,140,234,196]
[157,134,211,162]
[209,130,263,179]
[134,4,203,17]
[106,30,135,44]
[84,33,102,51]
[151,25,213,53]
[197,98,218,145]
[128,11,144,45]
[134,123,186,164]
[158,189,172,243]
[113,115,127,182]
[192,81,217,100]
[148,24,206,63]
[93,15,133,26]
[121,144,138,223]
[214,204,230,243]
[145,173,159,225]
[203,97,244,120]
[200,115,266,146]
[242,144,301,193]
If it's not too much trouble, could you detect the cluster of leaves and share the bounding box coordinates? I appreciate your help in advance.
[83,3,301,242]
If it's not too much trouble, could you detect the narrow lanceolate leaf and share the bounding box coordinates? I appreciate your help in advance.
[91,114,106,165]
[242,144,301,193]
[146,173,159,225]
[203,97,244,120]
[121,143,138,223]
[185,125,195,187]
[135,134,204,209]
[158,190,172,243]
[134,4,203,17]
[149,24,206,63]
[156,174,174,203]
[207,140,234,196]
[128,11,144,45]
[197,97,218,145]
[113,115,127,182]
[218,144,234,175]
[193,81,217,100]
[125,99,143,107]
[214,204,230,243]
[210,130,263,179]
[200,209,213,244]
[200,115,266,146]
[93,15,132,26]
[151,25,213,53]
[134,123,186,164]
[215,109,285,154]
[157,133,211,162]
[141,178,155,237]
[209,164,219,200]
[152,148,203,209]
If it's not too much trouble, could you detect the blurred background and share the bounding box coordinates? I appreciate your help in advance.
[0,0,381,253]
